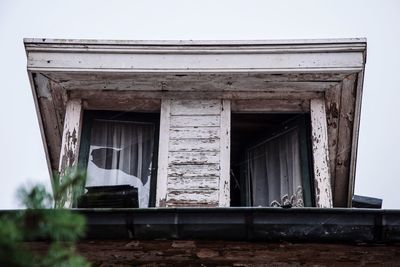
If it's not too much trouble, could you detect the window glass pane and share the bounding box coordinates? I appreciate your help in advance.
[248,127,304,207]
[86,119,155,208]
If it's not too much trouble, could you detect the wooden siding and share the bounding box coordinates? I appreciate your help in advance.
[157,99,229,207]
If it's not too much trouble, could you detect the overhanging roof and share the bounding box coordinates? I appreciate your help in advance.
[24,38,367,207]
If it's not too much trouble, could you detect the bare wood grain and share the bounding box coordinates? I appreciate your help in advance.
[170,127,220,140]
[170,100,221,115]
[169,151,220,165]
[334,75,357,207]
[325,84,342,191]
[232,99,309,113]
[167,176,219,190]
[169,138,220,152]
[170,115,220,128]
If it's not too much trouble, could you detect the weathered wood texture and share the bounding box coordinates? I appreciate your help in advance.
[26,40,366,208]
[33,74,66,172]
[28,241,400,266]
[232,99,309,113]
[219,100,231,207]
[334,74,357,207]
[58,99,83,207]
[83,98,160,112]
[46,72,341,92]
[159,100,229,207]
[325,84,342,192]
[348,72,365,206]
[26,38,366,73]
[310,99,333,208]
[58,99,83,173]
[70,89,323,102]
[155,100,171,207]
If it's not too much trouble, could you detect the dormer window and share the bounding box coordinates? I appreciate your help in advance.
[25,38,366,209]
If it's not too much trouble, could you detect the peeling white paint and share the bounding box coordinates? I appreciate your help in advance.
[310,98,333,208]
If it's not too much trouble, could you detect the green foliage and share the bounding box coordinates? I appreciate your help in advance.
[0,169,90,267]
[17,184,53,209]
[53,169,86,209]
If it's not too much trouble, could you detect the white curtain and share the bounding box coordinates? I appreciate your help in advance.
[248,127,304,207]
[86,119,155,208]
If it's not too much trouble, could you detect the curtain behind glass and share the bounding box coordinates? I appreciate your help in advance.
[248,127,304,207]
[86,119,155,208]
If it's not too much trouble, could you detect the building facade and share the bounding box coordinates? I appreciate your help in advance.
[24,38,400,266]
[25,38,366,209]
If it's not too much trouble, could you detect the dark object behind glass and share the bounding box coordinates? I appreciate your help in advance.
[77,185,139,208]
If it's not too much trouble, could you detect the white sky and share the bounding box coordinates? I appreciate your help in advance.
[0,0,399,209]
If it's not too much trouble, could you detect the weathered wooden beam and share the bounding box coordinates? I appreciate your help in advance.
[45,72,349,85]
[219,100,231,207]
[348,72,364,206]
[83,98,160,112]
[33,74,64,173]
[334,75,357,207]
[52,75,340,92]
[324,84,342,191]
[155,99,171,207]
[58,99,83,172]
[232,99,309,113]
[310,98,333,208]
[69,90,323,101]
[58,99,83,207]
[26,38,366,73]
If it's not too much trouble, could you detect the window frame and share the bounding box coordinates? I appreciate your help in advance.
[230,113,315,207]
[77,110,160,208]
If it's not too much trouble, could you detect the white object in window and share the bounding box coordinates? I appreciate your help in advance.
[86,119,155,208]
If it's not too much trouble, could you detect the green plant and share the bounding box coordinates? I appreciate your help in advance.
[0,169,90,267]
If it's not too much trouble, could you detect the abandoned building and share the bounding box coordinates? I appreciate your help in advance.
[22,38,400,265]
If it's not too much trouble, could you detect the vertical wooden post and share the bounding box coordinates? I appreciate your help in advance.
[156,99,171,207]
[219,100,231,207]
[335,74,357,207]
[58,99,83,207]
[310,98,333,208]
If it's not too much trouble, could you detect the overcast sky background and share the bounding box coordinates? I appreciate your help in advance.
[0,0,399,208]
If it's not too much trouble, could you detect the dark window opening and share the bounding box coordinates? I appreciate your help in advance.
[230,113,314,207]
[77,111,160,208]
